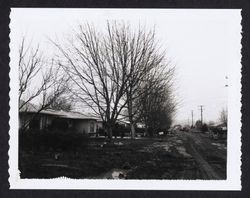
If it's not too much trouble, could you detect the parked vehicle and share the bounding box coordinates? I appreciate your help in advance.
[209,126,227,139]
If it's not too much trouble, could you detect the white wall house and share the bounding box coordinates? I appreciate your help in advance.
[19,109,99,135]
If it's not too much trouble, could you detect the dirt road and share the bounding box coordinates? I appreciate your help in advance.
[176,131,226,179]
[129,131,227,179]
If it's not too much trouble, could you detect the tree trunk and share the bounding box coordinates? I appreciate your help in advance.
[145,126,148,137]
[130,123,135,139]
[107,125,113,140]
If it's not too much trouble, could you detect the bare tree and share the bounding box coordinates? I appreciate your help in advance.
[125,62,175,138]
[18,38,67,131]
[219,108,228,126]
[48,95,74,112]
[119,25,170,138]
[53,22,176,139]
[137,70,176,136]
[53,22,136,139]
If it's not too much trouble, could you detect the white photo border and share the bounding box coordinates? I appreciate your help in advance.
[8,8,242,190]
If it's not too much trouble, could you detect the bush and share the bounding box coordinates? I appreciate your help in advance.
[135,127,145,136]
[113,123,130,138]
[201,124,208,132]
[19,129,89,152]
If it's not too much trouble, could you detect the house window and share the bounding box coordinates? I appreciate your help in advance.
[90,122,95,133]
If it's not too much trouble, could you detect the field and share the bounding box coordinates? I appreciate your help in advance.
[19,131,227,179]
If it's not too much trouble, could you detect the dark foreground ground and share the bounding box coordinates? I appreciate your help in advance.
[19,131,227,179]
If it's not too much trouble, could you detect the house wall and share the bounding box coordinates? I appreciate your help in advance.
[96,121,103,130]
[89,120,97,134]
[40,114,55,130]
[19,112,98,134]
[19,113,56,131]
[19,113,33,130]
[73,119,97,134]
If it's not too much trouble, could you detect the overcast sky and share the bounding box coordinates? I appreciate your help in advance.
[10,8,241,124]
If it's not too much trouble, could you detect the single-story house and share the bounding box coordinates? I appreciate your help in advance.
[19,105,101,135]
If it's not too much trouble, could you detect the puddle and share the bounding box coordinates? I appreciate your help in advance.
[164,145,170,151]
[114,142,124,146]
[41,164,82,170]
[176,147,192,158]
[98,169,128,179]
[176,140,183,144]
[111,170,126,179]
[211,143,226,150]
[164,143,173,152]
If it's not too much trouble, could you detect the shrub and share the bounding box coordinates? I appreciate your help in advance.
[19,129,89,152]
[201,124,208,132]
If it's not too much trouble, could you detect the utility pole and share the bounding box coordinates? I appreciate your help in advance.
[191,110,194,127]
[198,105,204,125]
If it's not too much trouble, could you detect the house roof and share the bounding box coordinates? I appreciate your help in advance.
[216,123,227,128]
[19,102,97,120]
[41,109,97,120]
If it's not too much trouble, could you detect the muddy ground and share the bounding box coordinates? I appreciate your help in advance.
[19,131,227,179]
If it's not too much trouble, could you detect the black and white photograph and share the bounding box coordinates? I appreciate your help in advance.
[8,8,242,190]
